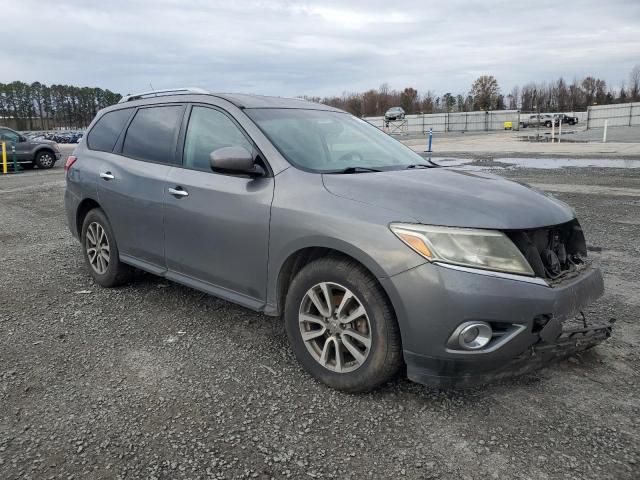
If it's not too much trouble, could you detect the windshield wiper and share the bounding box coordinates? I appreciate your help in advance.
[329,166,383,174]
[405,163,437,169]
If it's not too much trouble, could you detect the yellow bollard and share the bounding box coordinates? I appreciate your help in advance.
[2,142,7,175]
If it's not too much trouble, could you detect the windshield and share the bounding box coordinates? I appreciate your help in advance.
[245,109,428,173]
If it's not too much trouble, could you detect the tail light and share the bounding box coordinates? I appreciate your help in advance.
[64,155,77,172]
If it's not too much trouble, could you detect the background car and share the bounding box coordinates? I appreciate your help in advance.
[519,114,559,128]
[0,126,61,169]
[556,113,579,125]
[384,107,405,122]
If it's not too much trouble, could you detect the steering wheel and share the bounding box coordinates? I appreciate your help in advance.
[338,152,364,163]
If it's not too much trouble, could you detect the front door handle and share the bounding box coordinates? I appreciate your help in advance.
[99,171,114,180]
[168,186,189,198]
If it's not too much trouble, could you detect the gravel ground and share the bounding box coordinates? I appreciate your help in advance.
[0,161,638,480]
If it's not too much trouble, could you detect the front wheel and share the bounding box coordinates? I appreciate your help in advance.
[35,150,56,169]
[285,257,402,392]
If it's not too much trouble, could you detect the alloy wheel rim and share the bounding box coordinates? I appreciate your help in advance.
[86,222,110,274]
[299,282,372,373]
[39,153,53,167]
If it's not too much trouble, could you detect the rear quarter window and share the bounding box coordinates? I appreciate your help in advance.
[87,108,133,152]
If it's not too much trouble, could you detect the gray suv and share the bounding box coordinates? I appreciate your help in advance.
[64,88,609,392]
[0,127,61,169]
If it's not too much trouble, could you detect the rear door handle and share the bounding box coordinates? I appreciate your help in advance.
[168,186,189,198]
[99,172,114,180]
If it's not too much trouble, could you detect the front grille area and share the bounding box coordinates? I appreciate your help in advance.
[506,219,588,282]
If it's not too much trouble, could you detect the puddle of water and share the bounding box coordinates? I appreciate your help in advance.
[517,136,588,144]
[498,158,640,169]
[428,157,640,169]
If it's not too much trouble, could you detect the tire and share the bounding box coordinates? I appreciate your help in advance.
[80,208,133,287]
[284,256,402,392]
[35,150,56,169]
[544,121,552,128]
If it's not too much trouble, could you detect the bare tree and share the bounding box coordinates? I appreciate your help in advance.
[441,93,455,112]
[400,87,418,113]
[508,86,519,110]
[470,75,500,110]
[362,89,378,117]
[630,65,640,101]
[421,91,435,113]
[554,78,568,111]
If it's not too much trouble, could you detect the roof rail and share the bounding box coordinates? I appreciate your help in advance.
[118,87,210,103]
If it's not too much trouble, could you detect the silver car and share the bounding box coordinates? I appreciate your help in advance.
[64,88,609,391]
[0,127,61,169]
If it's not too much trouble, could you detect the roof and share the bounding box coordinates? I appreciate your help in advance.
[116,88,342,112]
[215,93,341,111]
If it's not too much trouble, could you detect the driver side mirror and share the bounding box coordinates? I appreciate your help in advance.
[18,135,27,143]
[209,146,264,176]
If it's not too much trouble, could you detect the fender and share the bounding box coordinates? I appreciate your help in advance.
[265,234,425,315]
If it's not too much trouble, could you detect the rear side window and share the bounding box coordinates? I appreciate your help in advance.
[122,106,183,164]
[87,109,132,152]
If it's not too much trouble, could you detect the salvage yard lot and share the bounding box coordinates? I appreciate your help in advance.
[1,159,639,479]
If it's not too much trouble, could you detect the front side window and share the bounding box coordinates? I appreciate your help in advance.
[0,129,20,143]
[183,106,253,172]
[246,109,427,172]
[122,105,183,164]
[87,108,132,152]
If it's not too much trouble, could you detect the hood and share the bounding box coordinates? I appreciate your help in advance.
[322,167,575,230]
[32,138,58,147]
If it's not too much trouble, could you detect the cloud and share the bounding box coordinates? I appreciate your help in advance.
[1,0,639,97]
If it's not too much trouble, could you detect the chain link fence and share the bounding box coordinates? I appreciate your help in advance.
[364,110,587,134]
[586,102,640,129]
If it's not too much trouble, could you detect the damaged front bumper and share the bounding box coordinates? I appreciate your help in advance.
[425,314,614,388]
[380,260,609,389]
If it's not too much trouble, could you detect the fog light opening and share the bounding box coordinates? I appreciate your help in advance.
[458,322,492,350]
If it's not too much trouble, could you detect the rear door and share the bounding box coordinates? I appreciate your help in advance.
[96,104,185,270]
[163,104,274,305]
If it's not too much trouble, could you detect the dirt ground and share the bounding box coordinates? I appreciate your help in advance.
[0,155,638,479]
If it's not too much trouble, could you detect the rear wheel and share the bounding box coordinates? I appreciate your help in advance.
[35,150,55,169]
[285,257,402,392]
[81,208,133,287]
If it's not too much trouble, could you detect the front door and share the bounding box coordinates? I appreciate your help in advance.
[164,105,274,305]
[0,129,28,161]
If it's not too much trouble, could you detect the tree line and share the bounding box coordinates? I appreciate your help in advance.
[0,81,122,130]
[2,65,640,129]
[306,65,640,117]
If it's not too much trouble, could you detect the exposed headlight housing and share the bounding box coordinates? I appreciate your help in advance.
[390,223,534,276]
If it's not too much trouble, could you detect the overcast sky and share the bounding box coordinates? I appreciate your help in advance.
[2,0,639,97]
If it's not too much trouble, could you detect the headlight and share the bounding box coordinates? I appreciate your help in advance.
[389,223,534,276]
